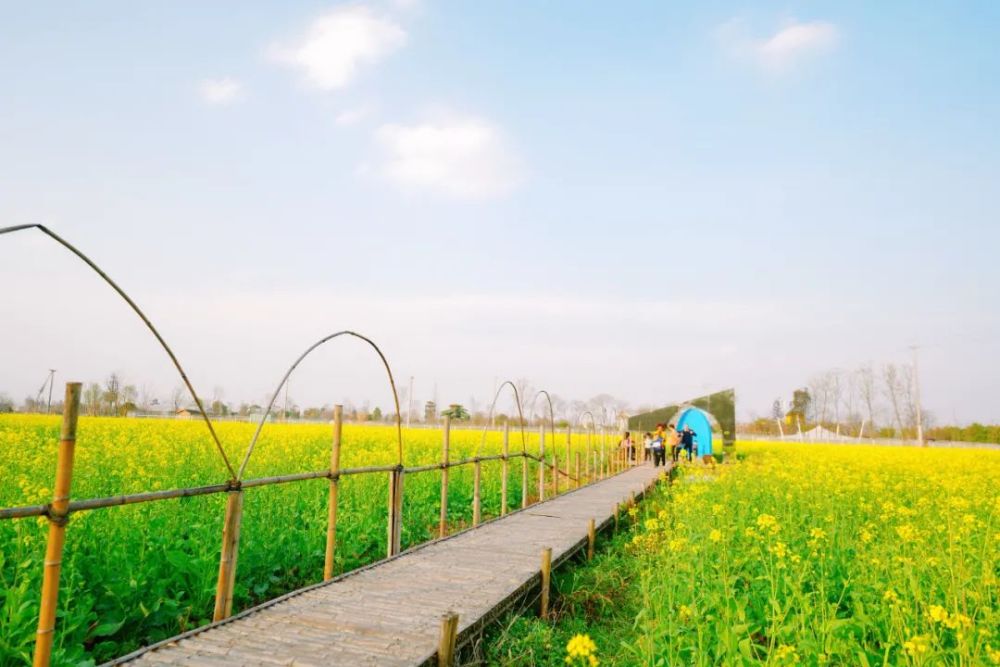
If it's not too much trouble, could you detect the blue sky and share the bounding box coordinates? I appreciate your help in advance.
[2,1,999,423]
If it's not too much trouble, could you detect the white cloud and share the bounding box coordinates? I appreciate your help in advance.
[199,78,243,105]
[718,19,839,73]
[269,6,406,90]
[370,115,524,198]
[335,105,372,126]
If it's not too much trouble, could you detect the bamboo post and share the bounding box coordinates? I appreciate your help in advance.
[387,467,404,557]
[575,452,581,488]
[501,422,509,516]
[472,458,482,527]
[540,547,552,618]
[33,382,80,667]
[213,488,244,621]
[587,518,596,560]
[586,428,592,481]
[564,425,571,489]
[324,405,343,580]
[592,451,597,481]
[521,450,529,509]
[439,416,450,538]
[437,612,459,666]
[551,452,558,495]
[538,424,545,502]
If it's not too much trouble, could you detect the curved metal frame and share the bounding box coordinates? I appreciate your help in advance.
[238,331,403,479]
[0,224,235,478]
[528,390,557,456]
[474,380,528,456]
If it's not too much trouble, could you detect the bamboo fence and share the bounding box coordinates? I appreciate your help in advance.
[0,225,638,665]
[1,383,635,665]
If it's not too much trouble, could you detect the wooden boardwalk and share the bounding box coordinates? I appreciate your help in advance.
[112,463,666,667]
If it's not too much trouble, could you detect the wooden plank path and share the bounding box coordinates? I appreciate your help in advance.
[112,463,666,667]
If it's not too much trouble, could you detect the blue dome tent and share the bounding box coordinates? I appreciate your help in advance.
[674,407,715,456]
[627,388,735,459]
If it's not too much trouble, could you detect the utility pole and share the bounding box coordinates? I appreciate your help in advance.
[46,369,56,414]
[911,345,925,447]
[406,376,414,428]
[283,381,289,423]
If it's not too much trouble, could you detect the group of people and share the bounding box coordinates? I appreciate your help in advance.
[618,424,698,467]
[635,423,697,467]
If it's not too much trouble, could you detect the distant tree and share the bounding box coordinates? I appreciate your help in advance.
[371,406,383,422]
[787,388,811,424]
[423,401,437,423]
[121,384,138,416]
[83,383,103,416]
[0,393,13,413]
[771,398,784,421]
[441,404,470,421]
[856,363,878,430]
[103,374,122,415]
[171,385,186,413]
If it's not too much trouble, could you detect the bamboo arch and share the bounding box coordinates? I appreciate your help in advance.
[0,224,235,478]
[237,331,404,480]
[529,389,558,453]
[475,380,528,456]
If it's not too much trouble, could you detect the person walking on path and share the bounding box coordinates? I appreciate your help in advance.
[679,426,695,462]
[620,431,636,461]
[651,423,667,467]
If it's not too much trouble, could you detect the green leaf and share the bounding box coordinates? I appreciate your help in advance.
[92,618,125,637]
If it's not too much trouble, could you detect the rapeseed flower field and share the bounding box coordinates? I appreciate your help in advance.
[1,414,596,665]
[624,443,999,665]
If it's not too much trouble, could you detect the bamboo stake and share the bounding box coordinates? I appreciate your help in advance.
[551,452,558,495]
[575,452,581,488]
[501,422,509,516]
[439,416,450,538]
[540,547,552,618]
[324,405,343,580]
[33,382,80,667]
[437,612,459,667]
[564,425,571,489]
[472,459,482,527]
[213,488,244,621]
[586,428,592,480]
[538,424,545,502]
[587,518,596,560]
[592,451,597,482]
[521,442,529,509]
[387,468,404,557]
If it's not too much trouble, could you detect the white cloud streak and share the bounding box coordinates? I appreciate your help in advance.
[370,115,524,198]
[718,19,839,73]
[199,78,243,105]
[269,6,406,90]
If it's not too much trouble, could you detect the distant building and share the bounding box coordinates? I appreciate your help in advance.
[175,407,204,419]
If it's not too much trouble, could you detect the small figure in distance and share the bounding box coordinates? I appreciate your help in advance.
[642,432,653,462]
[620,431,635,462]
[651,423,667,467]
[679,425,696,462]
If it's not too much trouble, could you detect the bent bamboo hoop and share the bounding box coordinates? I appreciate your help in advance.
[0,224,234,478]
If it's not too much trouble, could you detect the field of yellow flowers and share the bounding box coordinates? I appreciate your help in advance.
[604,443,998,665]
[487,443,999,666]
[0,414,596,666]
